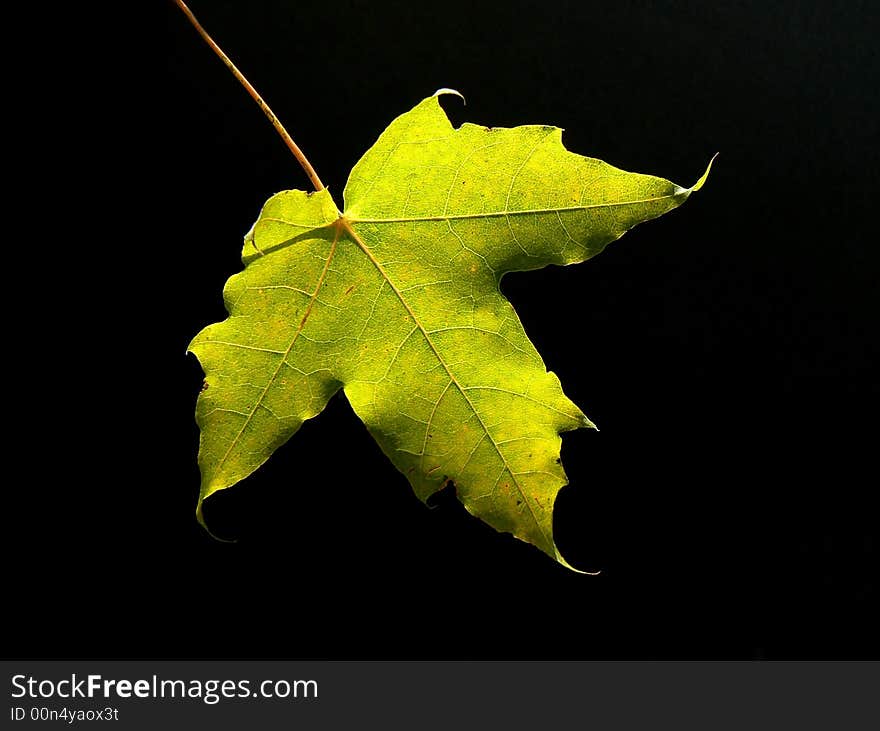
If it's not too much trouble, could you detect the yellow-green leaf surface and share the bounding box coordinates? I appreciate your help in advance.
[189,93,711,569]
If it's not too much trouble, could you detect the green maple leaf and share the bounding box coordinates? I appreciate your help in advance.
[189,91,711,570]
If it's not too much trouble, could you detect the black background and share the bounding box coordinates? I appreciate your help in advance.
[9,1,876,659]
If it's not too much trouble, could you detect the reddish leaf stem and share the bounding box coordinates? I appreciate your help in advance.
[172,0,325,192]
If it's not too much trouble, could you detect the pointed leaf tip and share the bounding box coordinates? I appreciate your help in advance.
[196,497,237,543]
[554,548,601,575]
[433,88,466,105]
[690,153,718,193]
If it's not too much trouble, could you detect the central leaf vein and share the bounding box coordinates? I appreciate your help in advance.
[347,193,682,224]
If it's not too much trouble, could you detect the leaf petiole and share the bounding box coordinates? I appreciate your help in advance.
[172,0,325,192]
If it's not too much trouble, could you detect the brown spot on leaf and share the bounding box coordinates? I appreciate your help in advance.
[344,284,355,295]
[200,381,209,392]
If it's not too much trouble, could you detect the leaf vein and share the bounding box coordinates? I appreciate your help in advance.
[212,228,341,477]
[347,193,680,224]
